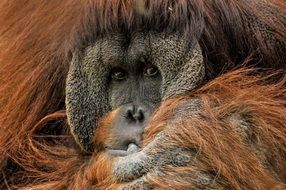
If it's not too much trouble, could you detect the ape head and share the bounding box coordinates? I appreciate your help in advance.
[0,0,286,189]
[65,0,285,152]
[66,33,204,152]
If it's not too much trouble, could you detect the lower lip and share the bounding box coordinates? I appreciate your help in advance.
[106,143,140,157]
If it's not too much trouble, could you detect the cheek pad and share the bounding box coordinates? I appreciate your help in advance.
[148,33,204,99]
[163,43,205,99]
[65,34,205,152]
[66,50,110,152]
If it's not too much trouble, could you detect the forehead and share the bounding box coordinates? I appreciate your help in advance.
[98,31,188,46]
[86,32,190,68]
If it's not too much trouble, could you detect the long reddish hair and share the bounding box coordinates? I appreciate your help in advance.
[0,0,285,189]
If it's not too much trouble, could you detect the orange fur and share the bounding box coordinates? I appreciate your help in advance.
[93,110,119,153]
[90,69,286,189]
[1,69,286,189]
[0,0,286,189]
[45,69,286,190]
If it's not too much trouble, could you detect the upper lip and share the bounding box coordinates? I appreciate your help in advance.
[106,148,128,157]
[106,143,140,157]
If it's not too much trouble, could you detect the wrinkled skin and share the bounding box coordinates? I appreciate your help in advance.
[1,0,286,189]
[93,71,286,189]
[66,32,204,152]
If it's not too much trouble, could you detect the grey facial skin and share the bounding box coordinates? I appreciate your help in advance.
[112,100,252,190]
[66,32,205,152]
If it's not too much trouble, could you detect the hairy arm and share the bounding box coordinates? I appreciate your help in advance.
[110,71,286,190]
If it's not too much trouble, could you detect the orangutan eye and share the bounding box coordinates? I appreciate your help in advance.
[144,65,159,77]
[111,68,128,81]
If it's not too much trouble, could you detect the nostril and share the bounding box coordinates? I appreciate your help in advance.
[125,105,145,122]
[126,108,134,120]
[133,108,144,121]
